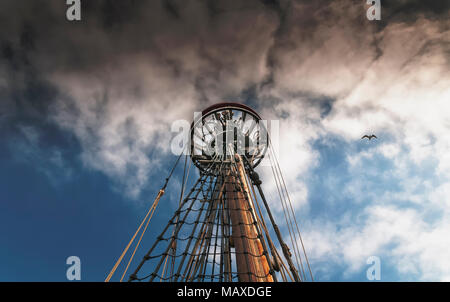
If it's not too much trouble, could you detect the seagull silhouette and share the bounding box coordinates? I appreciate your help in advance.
[361,134,377,140]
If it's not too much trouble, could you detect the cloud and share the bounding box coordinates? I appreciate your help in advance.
[1,0,449,280]
[1,0,282,198]
[300,132,450,280]
[7,125,73,185]
[304,202,450,281]
[256,3,448,280]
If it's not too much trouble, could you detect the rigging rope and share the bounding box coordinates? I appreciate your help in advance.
[111,115,313,283]
[266,136,314,281]
[267,147,305,279]
[104,151,184,282]
[119,189,162,281]
[105,189,164,282]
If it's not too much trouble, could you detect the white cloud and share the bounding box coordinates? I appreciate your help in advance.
[265,13,450,281]
[3,0,447,281]
[257,97,323,213]
[48,62,201,198]
[303,201,450,281]
[8,125,73,185]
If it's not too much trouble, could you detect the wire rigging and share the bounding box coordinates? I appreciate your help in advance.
[107,103,313,283]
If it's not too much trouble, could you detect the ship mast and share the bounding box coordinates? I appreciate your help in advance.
[105,102,312,282]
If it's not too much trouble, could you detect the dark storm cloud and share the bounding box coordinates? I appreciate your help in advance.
[0,0,448,198]
[1,1,447,92]
[1,0,449,281]
[383,0,450,22]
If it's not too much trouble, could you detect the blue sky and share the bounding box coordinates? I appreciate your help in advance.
[0,0,449,281]
[0,120,196,281]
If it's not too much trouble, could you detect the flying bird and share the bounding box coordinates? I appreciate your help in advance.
[361,134,377,140]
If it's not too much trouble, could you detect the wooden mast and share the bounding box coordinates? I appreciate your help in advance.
[226,154,273,282]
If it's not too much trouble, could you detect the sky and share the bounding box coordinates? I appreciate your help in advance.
[0,0,449,281]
